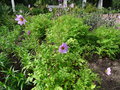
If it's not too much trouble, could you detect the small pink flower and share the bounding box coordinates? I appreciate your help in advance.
[105,67,111,76]
[15,15,27,25]
[59,43,69,53]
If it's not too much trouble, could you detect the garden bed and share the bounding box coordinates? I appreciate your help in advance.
[0,3,120,89]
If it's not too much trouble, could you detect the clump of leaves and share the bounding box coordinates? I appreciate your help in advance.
[94,26,120,59]
[27,43,99,90]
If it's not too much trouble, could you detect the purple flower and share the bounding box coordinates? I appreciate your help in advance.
[15,15,27,25]
[59,43,69,53]
[105,67,111,76]
[27,31,31,35]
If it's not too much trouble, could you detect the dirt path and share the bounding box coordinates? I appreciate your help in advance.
[88,57,120,90]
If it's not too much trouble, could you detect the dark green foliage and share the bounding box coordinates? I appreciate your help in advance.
[0,3,14,28]
[0,52,9,69]
[112,0,120,9]
[84,3,97,13]
[1,67,26,90]
[15,4,30,14]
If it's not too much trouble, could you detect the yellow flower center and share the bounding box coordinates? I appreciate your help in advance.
[20,18,24,21]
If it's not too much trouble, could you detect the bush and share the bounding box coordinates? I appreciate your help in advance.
[94,26,120,58]
[22,14,52,49]
[46,15,89,51]
[112,0,120,9]
[0,25,21,52]
[24,15,99,89]
[0,3,15,28]
[27,43,99,90]
[84,3,97,13]
[15,4,30,14]
[3,13,120,90]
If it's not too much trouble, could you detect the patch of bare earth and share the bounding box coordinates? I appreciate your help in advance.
[88,57,120,90]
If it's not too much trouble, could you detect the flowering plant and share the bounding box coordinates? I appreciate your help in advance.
[15,15,27,25]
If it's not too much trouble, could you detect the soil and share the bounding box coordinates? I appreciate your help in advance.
[88,57,120,90]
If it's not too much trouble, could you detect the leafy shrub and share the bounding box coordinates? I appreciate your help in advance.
[83,13,103,30]
[83,12,117,30]
[94,26,120,58]
[0,3,15,28]
[112,0,120,9]
[0,52,9,69]
[46,15,98,57]
[46,15,89,48]
[0,25,21,52]
[15,4,30,14]
[4,13,120,90]
[0,25,28,90]
[12,14,52,68]
[27,43,99,90]
[1,67,26,90]
[25,15,99,89]
[84,3,97,13]
[22,14,52,49]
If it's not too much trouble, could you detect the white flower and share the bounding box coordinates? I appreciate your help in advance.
[28,4,31,8]
[70,3,74,8]
[19,10,23,13]
[105,67,111,76]
[59,4,62,8]
[49,8,52,12]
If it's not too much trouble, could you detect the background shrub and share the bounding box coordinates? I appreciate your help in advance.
[112,0,120,9]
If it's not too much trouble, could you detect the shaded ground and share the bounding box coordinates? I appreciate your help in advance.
[88,57,120,90]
